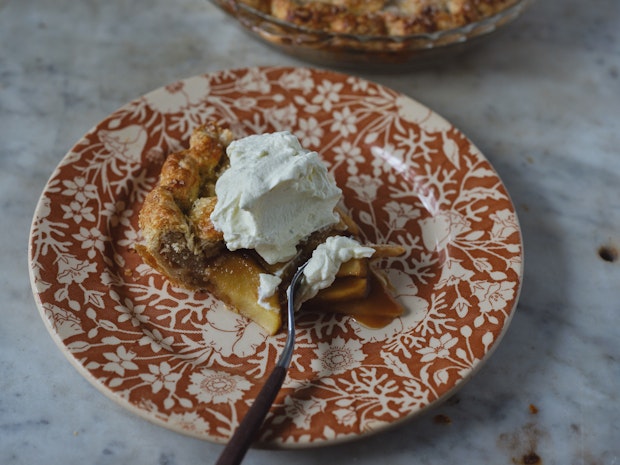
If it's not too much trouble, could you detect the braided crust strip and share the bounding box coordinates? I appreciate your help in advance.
[136,121,233,290]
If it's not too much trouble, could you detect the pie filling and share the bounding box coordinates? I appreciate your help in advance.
[137,121,405,335]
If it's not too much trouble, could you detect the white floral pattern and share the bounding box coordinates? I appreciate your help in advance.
[188,369,252,405]
[29,67,523,446]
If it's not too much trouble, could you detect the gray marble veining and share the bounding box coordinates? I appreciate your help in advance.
[1,0,618,464]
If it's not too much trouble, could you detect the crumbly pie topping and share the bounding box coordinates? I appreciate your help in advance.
[240,0,520,35]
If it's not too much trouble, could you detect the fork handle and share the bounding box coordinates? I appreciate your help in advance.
[215,365,287,465]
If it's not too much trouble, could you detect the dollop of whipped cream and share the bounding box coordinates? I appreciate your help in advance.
[211,131,342,265]
[299,235,375,304]
[257,273,282,312]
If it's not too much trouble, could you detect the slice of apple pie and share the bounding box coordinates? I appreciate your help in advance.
[137,121,405,335]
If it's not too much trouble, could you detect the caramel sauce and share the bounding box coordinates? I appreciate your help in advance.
[305,270,404,328]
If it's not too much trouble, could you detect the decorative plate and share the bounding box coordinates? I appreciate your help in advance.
[29,66,523,447]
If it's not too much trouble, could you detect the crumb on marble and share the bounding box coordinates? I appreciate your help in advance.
[522,451,541,464]
[433,413,452,425]
[497,422,548,465]
[598,244,618,263]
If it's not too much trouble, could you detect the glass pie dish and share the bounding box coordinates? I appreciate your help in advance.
[208,0,533,70]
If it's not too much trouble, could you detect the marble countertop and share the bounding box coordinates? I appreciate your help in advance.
[2,0,618,463]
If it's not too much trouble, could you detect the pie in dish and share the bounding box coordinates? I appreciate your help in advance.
[240,0,521,35]
[137,121,405,335]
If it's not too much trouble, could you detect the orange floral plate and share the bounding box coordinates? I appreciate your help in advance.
[29,66,523,447]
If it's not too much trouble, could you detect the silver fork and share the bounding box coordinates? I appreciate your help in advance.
[215,263,307,465]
